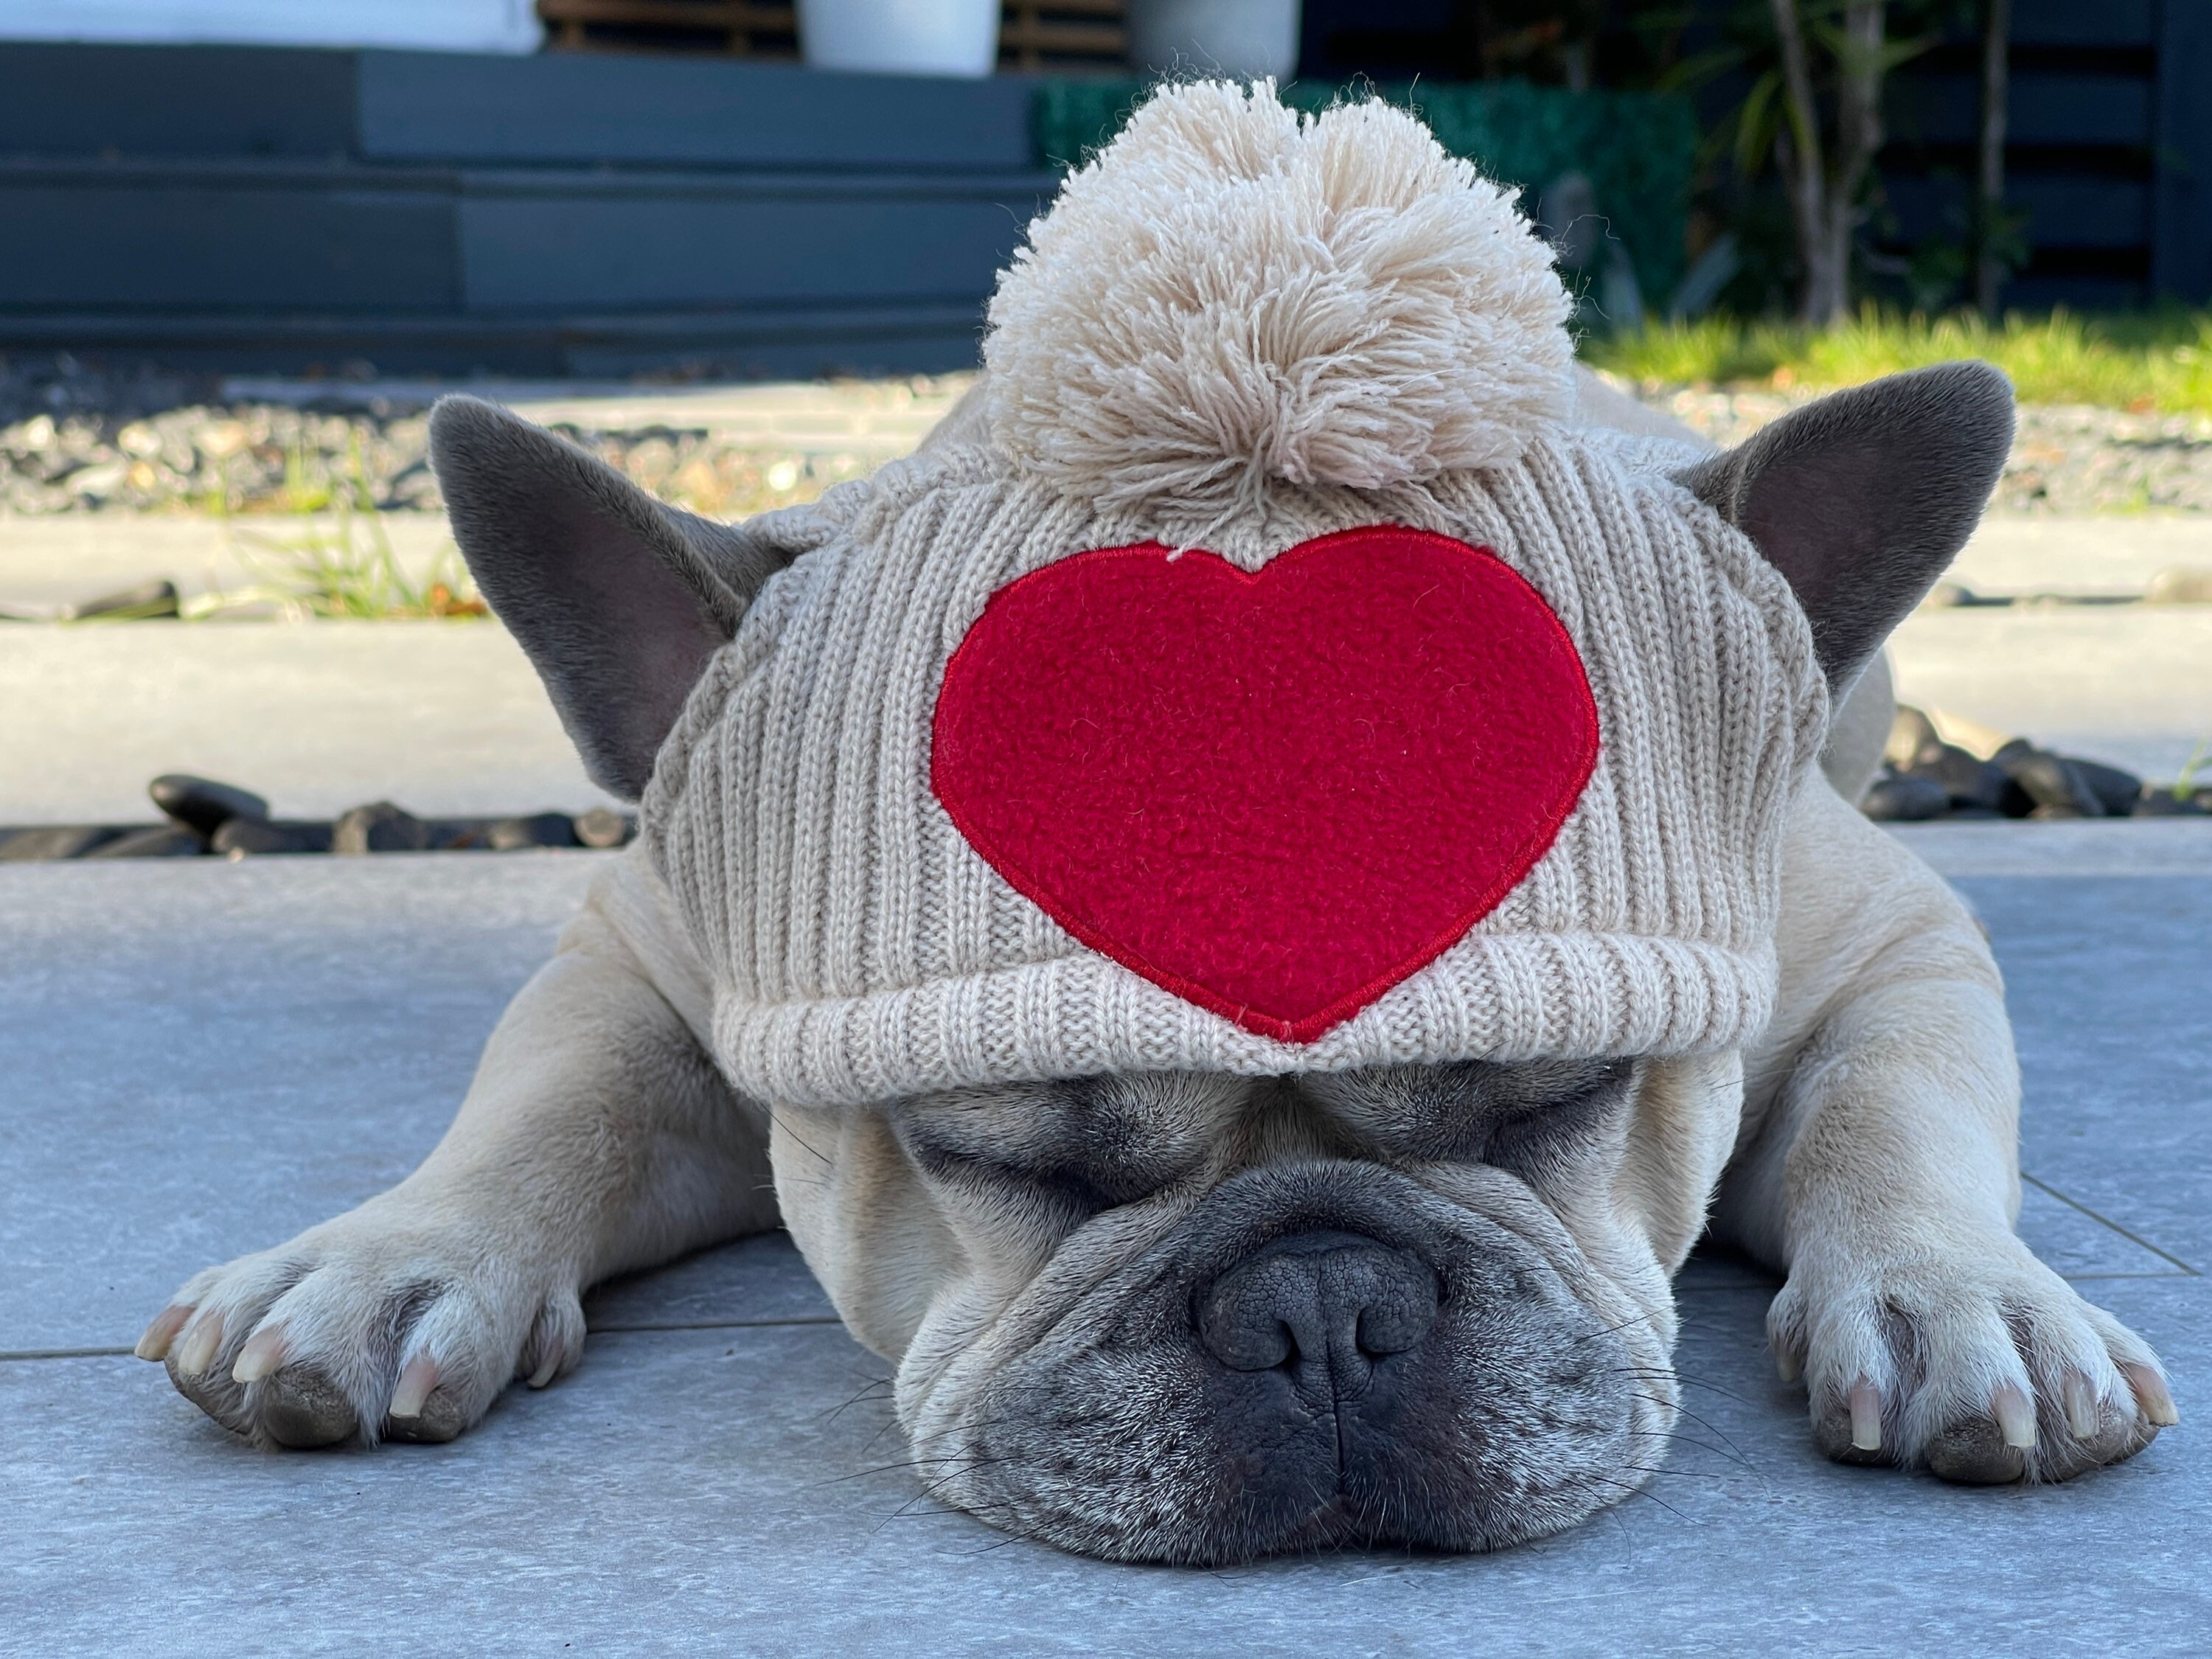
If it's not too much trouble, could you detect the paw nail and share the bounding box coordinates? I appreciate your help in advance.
[134,1305,192,1363]
[2124,1363,2179,1427]
[231,1327,288,1385]
[175,1313,225,1377]
[2062,1374,2098,1440]
[388,1355,439,1420]
[1775,1349,1801,1385]
[1993,1384,2037,1449]
[1848,1379,1882,1452]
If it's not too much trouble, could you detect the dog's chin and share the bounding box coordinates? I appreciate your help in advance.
[907,1161,1674,1565]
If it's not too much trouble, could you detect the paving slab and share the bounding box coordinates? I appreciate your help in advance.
[4,605,2206,830]
[0,856,599,1354]
[0,619,616,823]
[1886,605,2212,783]
[1,832,2207,1652]
[1,507,2201,614]
[1897,823,2212,1270]
[4,1284,2202,1655]
[0,514,456,611]
[1956,874,2212,1271]
[3,844,2199,1355]
[1944,515,2212,597]
[5,504,2210,828]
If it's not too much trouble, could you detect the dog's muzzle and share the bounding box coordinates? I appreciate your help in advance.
[938,1161,1663,1564]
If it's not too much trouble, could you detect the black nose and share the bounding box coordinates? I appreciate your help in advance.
[1197,1230,1439,1382]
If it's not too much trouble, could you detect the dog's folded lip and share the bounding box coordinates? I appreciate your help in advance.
[930,1160,1627,1415]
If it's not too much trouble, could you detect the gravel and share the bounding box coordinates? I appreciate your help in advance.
[1630,386,2212,515]
[0,355,900,518]
[0,767,639,862]
[11,351,2212,518]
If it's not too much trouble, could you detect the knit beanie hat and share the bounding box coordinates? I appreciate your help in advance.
[641,82,1829,1110]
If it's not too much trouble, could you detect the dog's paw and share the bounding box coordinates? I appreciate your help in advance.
[133,1196,585,1450]
[1767,1233,2177,1484]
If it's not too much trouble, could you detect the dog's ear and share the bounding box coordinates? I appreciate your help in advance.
[429,395,790,800]
[1677,361,2012,691]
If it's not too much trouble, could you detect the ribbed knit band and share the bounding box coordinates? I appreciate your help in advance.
[641,427,1828,1110]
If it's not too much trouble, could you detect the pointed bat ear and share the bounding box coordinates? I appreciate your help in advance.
[428,396,792,800]
[1677,361,2014,692]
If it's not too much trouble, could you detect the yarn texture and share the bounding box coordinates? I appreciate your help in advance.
[983,80,1576,542]
[931,528,1600,1044]
[636,83,1830,1110]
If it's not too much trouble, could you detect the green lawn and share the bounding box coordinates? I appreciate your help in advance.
[1581,307,2212,414]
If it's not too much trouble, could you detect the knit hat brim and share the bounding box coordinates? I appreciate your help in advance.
[711,928,1778,1109]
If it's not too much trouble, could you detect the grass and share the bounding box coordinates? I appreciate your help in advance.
[187,434,484,622]
[2171,735,2212,803]
[1582,307,2212,415]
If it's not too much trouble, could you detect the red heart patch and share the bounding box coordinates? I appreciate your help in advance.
[931,526,1599,1043]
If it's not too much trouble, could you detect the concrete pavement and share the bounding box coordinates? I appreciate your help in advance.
[1,830,2205,1653]
[2,507,2201,614]
[1888,606,2212,783]
[1,510,2207,824]
[0,620,614,823]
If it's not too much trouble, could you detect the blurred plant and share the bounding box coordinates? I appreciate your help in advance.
[2172,735,2212,803]
[1585,305,2212,414]
[1902,224,1970,312]
[582,433,872,520]
[1665,0,1964,321]
[1473,0,1607,85]
[188,434,484,621]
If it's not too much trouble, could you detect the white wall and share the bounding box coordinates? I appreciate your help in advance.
[0,1,542,53]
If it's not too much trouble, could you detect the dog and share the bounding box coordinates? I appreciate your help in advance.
[136,87,2173,1566]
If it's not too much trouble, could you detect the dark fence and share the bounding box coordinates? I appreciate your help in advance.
[4,12,2209,380]
[1881,0,2212,310]
[0,44,1055,378]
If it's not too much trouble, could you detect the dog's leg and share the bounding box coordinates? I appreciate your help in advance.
[136,850,773,1448]
[1714,779,2175,1481]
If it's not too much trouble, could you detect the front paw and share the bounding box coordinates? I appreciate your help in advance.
[1767,1234,2177,1484]
[134,1197,585,1450]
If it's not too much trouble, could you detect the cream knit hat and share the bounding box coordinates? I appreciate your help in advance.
[641,82,1829,1110]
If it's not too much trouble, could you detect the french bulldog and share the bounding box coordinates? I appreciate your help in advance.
[134,357,2174,1563]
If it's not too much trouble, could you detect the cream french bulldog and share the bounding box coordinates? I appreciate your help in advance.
[137,83,2173,1564]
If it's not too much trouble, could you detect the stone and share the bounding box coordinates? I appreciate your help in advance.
[1923,580,2001,608]
[146,774,270,838]
[574,807,633,849]
[2143,563,2212,604]
[1884,703,1941,768]
[1859,773,1950,822]
[332,801,431,855]
[211,818,331,856]
[1993,740,2104,816]
[1896,740,2008,812]
[2062,757,2146,818]
[487,812,578,851]
[0,825,121,860]
[58,578,179,622]
[79,824,204,858]
[2133,788,2210,817]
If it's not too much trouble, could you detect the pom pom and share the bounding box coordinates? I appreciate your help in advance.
[983,80,1574,524]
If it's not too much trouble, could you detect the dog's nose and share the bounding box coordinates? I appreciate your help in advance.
[1197,1230,1439,1381]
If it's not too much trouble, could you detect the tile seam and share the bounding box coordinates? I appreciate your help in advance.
[0,1314,849,1362]
[2020,1169,2203,1276]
